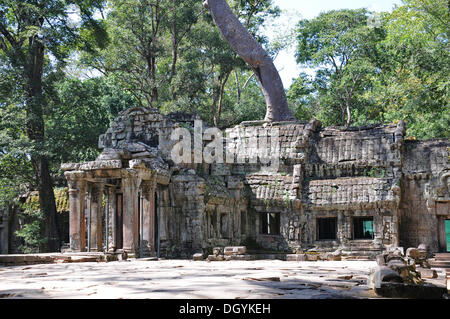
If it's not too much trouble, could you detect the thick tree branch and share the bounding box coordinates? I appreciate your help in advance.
[204,0,294,121]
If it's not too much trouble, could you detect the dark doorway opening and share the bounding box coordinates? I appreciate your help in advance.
[317,217,337,240]
[353,217,374,239]
[260,212,280,235]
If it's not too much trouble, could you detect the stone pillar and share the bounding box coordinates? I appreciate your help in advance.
[90,183,105,252]
[122,174,140,254]
[68,178,86,252]
[107,186,117,252]
[142,180,156,256]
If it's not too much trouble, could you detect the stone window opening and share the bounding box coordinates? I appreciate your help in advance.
[353,216,374,240]
[316,217,337,240]
[260,212,280,235]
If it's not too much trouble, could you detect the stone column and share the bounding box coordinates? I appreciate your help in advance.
[122,174,140,254]
[68,178,86,252]
[107,186,117,252]
[90,182,105,252]
[142,180,156,256]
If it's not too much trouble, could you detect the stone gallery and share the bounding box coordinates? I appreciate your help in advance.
[61,107,450,258]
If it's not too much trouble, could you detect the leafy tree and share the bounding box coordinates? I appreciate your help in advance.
[47,76,137,183]
[291,3,449,139]
[82,0,282,127]
[293,9,386,127]
[373,0,450,138]
[0,0,107,251]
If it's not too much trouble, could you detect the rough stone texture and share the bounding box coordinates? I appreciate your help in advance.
[0,208,9,254]
[224,246,247,255]
[192,253,203,261]
[0,260,389,299]
[286,254,307,262]
[374,282,447,299]
[56,107,449,259]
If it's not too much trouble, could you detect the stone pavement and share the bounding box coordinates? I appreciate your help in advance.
[0,259,447,299]
[0,259,385,299]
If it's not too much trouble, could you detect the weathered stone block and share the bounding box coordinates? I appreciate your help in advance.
[286,254,307,261]
[224,246,247,255]
[306,253,319,261]
[213,247,223,256]
[375,282,446,299]
[406,247,426,260]
[193,253,203,261]
[224,255,252,261]
[416,267,438,279]
[207,255,224,261]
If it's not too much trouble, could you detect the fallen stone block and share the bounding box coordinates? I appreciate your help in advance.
[69,256,100,263]
[306,253,319,261]
[224,246,247,255]
[117,251,128,261]
[213,247,223,256]
[207,255,224,261]
[368,266,403,289]
[406,247,427,260]
[286,254,307,262]
[375,282,447,299]
[224,254,252,261]
[193,253,203,261]
[416,267,438,279]
[376,254,386,266]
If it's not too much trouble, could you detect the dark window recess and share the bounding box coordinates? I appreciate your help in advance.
[220,214,229,238]
[260,213,280,235]
[317,217,337,240]
[209,212,217,238]
[353,217,374,239]
[240,211,246,235]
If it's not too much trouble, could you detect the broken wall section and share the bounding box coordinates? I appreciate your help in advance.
[400,139,450,251]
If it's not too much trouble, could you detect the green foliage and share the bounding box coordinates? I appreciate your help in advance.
[48,76,136,165]
[292,9,386,127]
[290,3,449,139]
[15,209,47,254]
[79,0,280,127]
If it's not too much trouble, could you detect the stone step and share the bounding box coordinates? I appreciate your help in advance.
[0,252,125,266]
[429,259,450,268]
[434,253,450,261]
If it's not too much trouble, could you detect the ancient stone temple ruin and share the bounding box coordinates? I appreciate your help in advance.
[62,107,450,258]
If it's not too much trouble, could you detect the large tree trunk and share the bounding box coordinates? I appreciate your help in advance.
[204,0,294,122]
[26,36,60,252]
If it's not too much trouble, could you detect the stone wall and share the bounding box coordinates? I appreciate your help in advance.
[399,139,450,251]
[59,107,449,258]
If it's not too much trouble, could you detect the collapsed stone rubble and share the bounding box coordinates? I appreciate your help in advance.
[369,244,446,298]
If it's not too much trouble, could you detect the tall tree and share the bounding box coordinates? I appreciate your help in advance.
[294,9,385,127]
[375,0,449,138]
[204,0,294,122]
[0,0,106,251]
